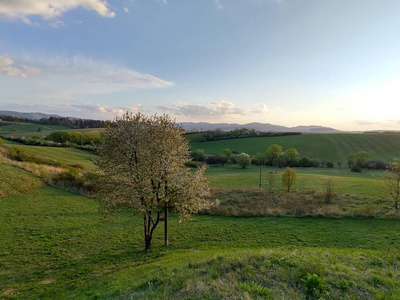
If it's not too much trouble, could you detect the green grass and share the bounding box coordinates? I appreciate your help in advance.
[3,144,97,171]
[188,132,400,162]
[0,123,70,136]
[1,164,400,299]
[0,164,44,198]
[206,165,384,198]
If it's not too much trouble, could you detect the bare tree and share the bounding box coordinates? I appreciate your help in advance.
[95,113,210,250]
[323,179,334,204]
[376,161,400,211]
[266,172,278,194]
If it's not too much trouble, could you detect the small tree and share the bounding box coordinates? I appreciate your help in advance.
[237,153,251,169]
[95,113,210,250]
[284,148,300,167]
[223,148,232,157]
[323,179,334,203]
[282,167,298,192]
[216,154,228,166]
[376,161,400,211]
[266,172,277,194]
[266,144,283,166]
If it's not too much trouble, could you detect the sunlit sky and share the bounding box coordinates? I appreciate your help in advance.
[1,0,400,130]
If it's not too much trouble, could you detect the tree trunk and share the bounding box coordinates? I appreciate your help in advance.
[164,202,168,246]
[144,215,152,250]
[144,233,152,250]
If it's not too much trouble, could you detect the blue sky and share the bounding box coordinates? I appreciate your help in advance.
[1,0,400,130]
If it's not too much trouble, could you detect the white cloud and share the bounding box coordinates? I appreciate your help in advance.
[123,7,129,13]
[0,0,115,25]
[0,54,40,78]
[158,100,271,118]
[22,54,174,94]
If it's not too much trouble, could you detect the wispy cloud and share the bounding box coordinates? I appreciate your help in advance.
[158,100,271,118]
[214,0,222,9]
[0,0,115,25]
[356,120,380,126]
[123,7,129,13]
[0,54,40,78]
[20,54,174,95]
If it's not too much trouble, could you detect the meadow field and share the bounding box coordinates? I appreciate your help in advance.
[1,164,400,299]
[1,127,400,298]
[0,123,70,136]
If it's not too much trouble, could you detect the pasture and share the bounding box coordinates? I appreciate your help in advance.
[188,132,400,162]
[1,164,399,299]
[1,131,400,298]
[0,123,70,136]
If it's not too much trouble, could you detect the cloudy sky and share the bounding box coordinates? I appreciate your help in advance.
[1,0,400,130]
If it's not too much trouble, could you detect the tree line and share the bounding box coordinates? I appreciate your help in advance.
[0,115,109,129]
[201,128,301,142]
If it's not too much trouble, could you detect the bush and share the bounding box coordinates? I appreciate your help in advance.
[302,273,329,299]
[185,161,203,168]
[216,154,228,166]
[237,153,251,169]
[368,160,388,170]
[299,157,312,167]
[351,166,362,173]
[191,149,205,162]
[206,155,218,165]
[0,137,3,146]
[326,161,334,168]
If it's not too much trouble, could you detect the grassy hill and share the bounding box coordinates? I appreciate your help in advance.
[188,132,400,162]
[1,162,400,299]
[3,144,97,171]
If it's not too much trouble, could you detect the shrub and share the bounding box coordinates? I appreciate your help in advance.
[302,273,329,299]
[351,166,362,173]
[185,161,203,168]
[326,161,334,168]
[216,154,228,166]
[191,149,205,162]
[323,179,335,203]
[237,153,251,169]
[299,157,312,167]
[206,155,218,165]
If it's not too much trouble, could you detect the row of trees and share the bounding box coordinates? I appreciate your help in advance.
[191,144,302,169]
[0,115,108,129]
[201,128,300,142]
[346,151,388,172]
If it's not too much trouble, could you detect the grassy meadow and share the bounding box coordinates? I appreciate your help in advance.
[1,127,400,298]
[3,144,97,171]
[1,164,400,299]
[0,123,70,136]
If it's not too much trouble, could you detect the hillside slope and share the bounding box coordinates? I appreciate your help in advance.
[189,133,400,162]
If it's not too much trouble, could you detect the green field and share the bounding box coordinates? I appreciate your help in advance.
[188,132,400,162]
[1,164,400,299]
[0,123,70,136]
[206,165,382,197]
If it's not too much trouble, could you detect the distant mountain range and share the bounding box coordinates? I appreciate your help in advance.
[0,110,60,120]
[179,122,341,133]
[0,110,340,133]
